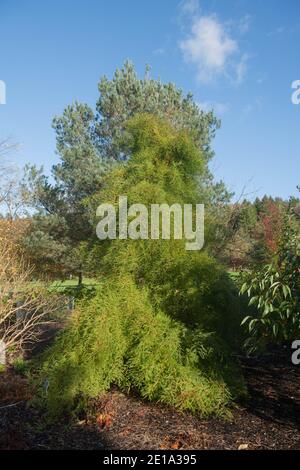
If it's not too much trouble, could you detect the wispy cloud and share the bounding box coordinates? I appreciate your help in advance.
[242,97,263,118]
[238,14,251,34]
[257,74,267,84]
[235,53,250,85]
[267,25,298,37]
[197,101,229,116]
[152,48,165,56]
[179,0,199,16]
[267,26,286,37]
[179,1,251,84]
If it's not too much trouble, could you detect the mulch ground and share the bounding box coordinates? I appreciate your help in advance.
[0,350,299,450]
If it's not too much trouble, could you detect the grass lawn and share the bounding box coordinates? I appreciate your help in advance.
[50,277,98,288]
[49,278,101,292]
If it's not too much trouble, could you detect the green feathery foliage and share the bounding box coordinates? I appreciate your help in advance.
[39,114,245,418]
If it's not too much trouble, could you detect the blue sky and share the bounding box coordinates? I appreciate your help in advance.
[0,0,299,200]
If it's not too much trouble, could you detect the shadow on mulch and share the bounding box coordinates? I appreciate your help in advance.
[0,404,108,450]
[240,353,300,430]
[86,350,300,450]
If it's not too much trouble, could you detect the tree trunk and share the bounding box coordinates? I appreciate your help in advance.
[78,265,83,286]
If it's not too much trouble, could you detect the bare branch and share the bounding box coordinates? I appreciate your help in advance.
[0,236,66,354]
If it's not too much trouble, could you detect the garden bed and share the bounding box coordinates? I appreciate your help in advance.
[0,349,299,450]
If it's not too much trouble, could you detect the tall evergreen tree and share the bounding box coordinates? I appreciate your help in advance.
[24,62,228,280]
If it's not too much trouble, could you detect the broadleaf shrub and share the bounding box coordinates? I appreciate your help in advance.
[240,220,300,352]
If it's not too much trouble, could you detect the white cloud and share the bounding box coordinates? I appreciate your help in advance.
[180,15,238,82]
[179,0,199,16]
[179,7,251,84]
[197,101,229,115]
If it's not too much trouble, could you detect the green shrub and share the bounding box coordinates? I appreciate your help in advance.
[38,115,245,418]
[39,277,242,418]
